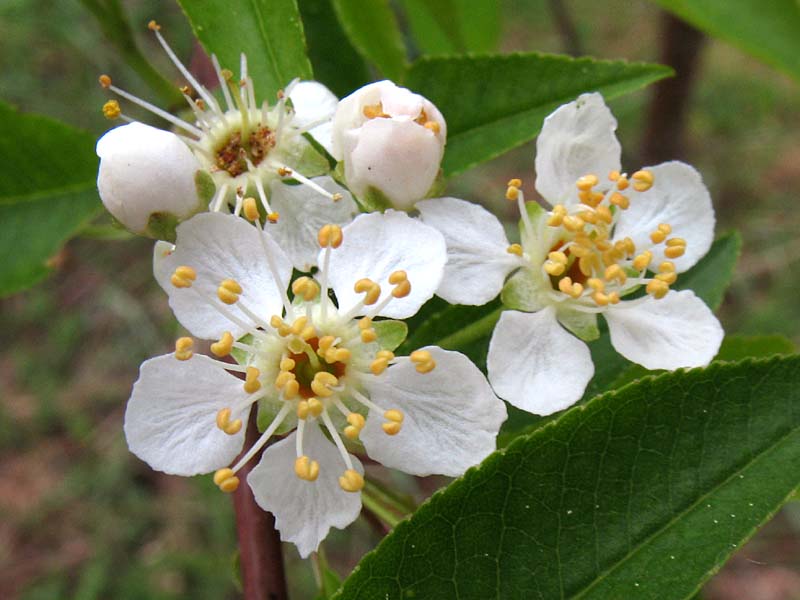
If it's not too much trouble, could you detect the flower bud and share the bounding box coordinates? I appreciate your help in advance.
[96,122,205,238]
[331,80,446,210]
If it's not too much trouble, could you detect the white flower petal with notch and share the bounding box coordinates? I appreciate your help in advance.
[360,347,507,476]
[248,427,363,559]
[124,354,250,476]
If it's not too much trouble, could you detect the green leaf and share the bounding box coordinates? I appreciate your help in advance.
[405,53,672,176]
[653,0,800,82]
[297,0,371,97]
[331,0,408,81]
[336,355,800,599]
[0,101,101,296]
[401,0,500,55]
[177,0,313,101]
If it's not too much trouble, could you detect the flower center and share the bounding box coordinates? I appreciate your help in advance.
[214,125,276,177]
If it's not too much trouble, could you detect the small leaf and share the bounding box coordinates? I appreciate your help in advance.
[405,53,672,176]
[653,0,800,82]
[331,0,408,81]
[401,0,500,55]
[336,355,800,600]
[372,320,408,352]
[177,0,313,101]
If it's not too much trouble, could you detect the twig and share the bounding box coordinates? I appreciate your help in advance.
[548,0,584,57]
[233,412,288,600]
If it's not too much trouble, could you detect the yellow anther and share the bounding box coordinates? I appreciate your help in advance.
[608,292,620,304]
[332,193,343,202]
[659,261,676,273]
[174,337,194,361]
[576,174,599,191]
[280,357,296,371]
[363,102,387,119]
[633,251,653,271]
[384,409,404,423]
[562,215,585,232]
[275,370,296,389]
[392,280,411,298]
[410,349,436,373]
[318,335,336,352]
[277,166,293,177]
[608,170,621,181]
[646,279,670,299]
[307,398,324,417]
[544,261,566,276]
[621,237,636,256]
[376,350,395,361]
[361,329,378,343]
[344,426,360,440]
[332,348,351,362]
[587,278,605,292]
[290,316,309,335]
[213,468,239,493]
[558,277,584,299]
[548,251,568,264]
[569,244,591,258]
[508,178,522,188]
[382,421,402,435]
[666,237,686,247]
[610,192,630,209]
[210,331,234,357]
[215,408,242,435]
[370,358,389,375]
[295,456,320,482]
[338,469,364,492]
[656,271,677,284]
[291,276,320,301]
[270,315,284,329]
[632,170,654,192]
[195,99,206,111]
[547,205,567,226]
[507,243,523,256]
[283,379,299,399]
[217,279,242,305]
[650,223,673,244]
[244,366,261,394]
[664,238,686,259]
[579,255,599,276]
[658,223,673,235]
[147,19,161,31]
[593,292,609,306]
[580,210,598,225]
[318,224,343,248]
[596,205,613,224]
[423,120,441,134]
[616,176,629,191]
[505,186,520,201]
[296,401,309,419]
[311,372,337,397]
[267,212,279,223]
[170,265,197,288]
[102,100,121,120]
[358,316,373,330]
[604,264,627,284]
[242,197,259,221]
[389,270,407,284]
[99,74,112,88]
[347,413,366,429]
[354,278,381,305]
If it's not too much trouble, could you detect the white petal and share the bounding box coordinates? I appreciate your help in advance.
[124,354,250,476]
[324,211,446,319]
[344,118,443,209]
[156,212,292,340]
[613,161,715,272]
[289,81,338,154]
[416,197,518,305]
[268,177,358,271]
[361,347,506,476]
[248,427,363,558]
[97,122,203,234]
[487,307,594,415]
[535,93,621,207]
[605,290,723,370]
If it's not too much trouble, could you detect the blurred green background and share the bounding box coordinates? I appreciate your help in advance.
[1,1,799,598]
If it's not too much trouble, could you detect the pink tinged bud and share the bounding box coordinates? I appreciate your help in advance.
[331,81,446,210]
[96,122,203,235]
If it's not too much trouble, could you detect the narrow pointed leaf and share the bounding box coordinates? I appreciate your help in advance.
[335,355,800,599]
[405,53,672,176]
[177,0,313,100]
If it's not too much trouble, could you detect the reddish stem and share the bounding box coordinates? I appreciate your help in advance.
[233,412,288,600]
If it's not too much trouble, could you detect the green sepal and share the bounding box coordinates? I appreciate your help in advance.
[257,395,297,435]
[230,334,255,366]
[501,267,547,312]
[556,308,600,341]
[194,169,217,204]
[144,211,180,242]
[424,169,447,200]
[358,185,393,213]
[373,319,408,351]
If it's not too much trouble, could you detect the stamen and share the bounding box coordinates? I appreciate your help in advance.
[174,337,194,361]
[211,54,235,113]
[310,372,338,397]
[633,251,653,271]
[632,170,654,192]
[218,278,242,304]
[650,223,672,244]
[213,468,239,493]
[215,407,243,435]
[319,410,360,492]
[318,224,344,248]
[507,244,523,256]
[227,403,293,476]
[370,350,395,375]
[646,279,670,299]
[354,278,381,305]
[409,349,436,374]
[295,455,320,481]
[244,366,262,394]
[389,270,411,298]
[664,238,687,259]
[382,409,404,436]
[291,276,320,301]
[338,469,365,493]
[102,100,121,120]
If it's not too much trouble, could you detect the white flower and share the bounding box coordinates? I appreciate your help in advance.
[96,21,348,241]
[418,93,723,415]
[331,80,447,210]
[131,210,506,557]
